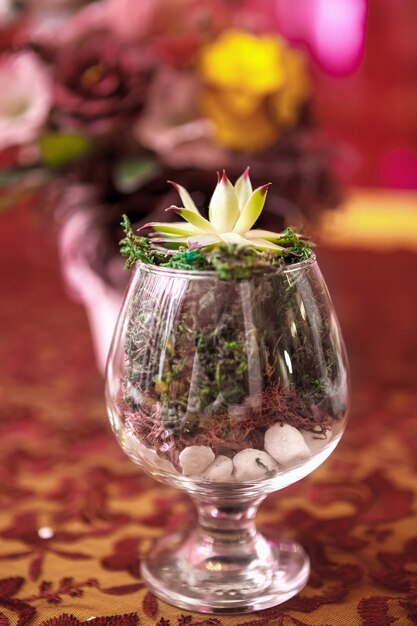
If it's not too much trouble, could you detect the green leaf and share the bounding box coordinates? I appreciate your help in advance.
[168,181,200,213]
[143,221,201,236]
[0,169,27,187]
[149,237,189,249]
[246,237,285,251]
[39,133,92,167]
[167,206,216,233]
[233,184,270,234]
[245,228,286,241]
[114,157,160,193]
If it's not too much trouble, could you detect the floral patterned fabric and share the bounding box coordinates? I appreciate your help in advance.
[0,205,417,625]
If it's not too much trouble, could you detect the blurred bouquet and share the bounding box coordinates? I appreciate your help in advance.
[0,0,341,368]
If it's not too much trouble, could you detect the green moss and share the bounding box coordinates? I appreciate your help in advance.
[120,217,314,278]
[119,215,165,268]
[160,248,211,271]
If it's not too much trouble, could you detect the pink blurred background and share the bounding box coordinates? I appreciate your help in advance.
[275,0,417,189]
[1,0,415,189]
[0,0,416,373]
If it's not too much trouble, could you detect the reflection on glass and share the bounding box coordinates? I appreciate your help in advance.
[106,256,349,613]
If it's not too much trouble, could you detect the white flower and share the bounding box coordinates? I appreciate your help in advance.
[0,53,52,150]
[0,0,16,23]
[142,169,288,252]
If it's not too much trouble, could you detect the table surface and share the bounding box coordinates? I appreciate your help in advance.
[0,203,416,626]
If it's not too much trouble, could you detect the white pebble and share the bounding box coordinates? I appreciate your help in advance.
[233,449,278,481]
[179,446,215,476]
[301,428,332,454]
[203,455,234,482]
[141,446,178,474]
[124,433,178,473]
[264,423,311,466]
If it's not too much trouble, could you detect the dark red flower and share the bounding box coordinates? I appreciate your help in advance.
[53,32,152,134]
[100,537,141,578]
[142,591,158,618]
[0,512,91,581]
[0,577,35,625]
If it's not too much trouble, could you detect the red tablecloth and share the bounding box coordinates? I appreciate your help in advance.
[0,205,416,625]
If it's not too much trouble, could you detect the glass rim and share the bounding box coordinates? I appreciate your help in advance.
[135,252,317,280]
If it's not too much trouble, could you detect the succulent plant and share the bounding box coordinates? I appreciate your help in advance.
[141,168,291,252]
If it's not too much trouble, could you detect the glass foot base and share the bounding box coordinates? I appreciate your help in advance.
[141,531,310,614]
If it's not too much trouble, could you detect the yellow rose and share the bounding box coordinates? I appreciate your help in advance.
[198,30,310,153]
[199,30,287,95]
[200,90,279,152]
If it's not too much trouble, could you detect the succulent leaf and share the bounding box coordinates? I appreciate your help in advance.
[245,228,286,241]
[219,232,254,246]
[234,166,253,211]
[141,169,309,256]
[167,180,200,213]
[149,235,190,243]
[140,221,202,236]
[233,183,271,234]
[246,238,285,251]
[188,234,222,249]
[166,206,217,233]
[209,171,240,232]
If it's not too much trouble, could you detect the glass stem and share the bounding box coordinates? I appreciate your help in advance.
[141,492,311,609]
[175,494,274,589]
[194,495,263,544]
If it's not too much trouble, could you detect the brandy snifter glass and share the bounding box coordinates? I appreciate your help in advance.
[105,255,348,613]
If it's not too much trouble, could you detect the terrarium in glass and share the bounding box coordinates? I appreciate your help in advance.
[105,170,349,613]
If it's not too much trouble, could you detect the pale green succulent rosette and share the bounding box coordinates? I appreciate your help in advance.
[141,168,292,253]
[120,168,313,274]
